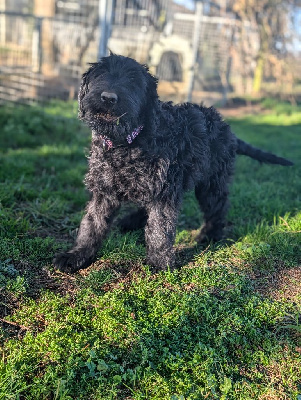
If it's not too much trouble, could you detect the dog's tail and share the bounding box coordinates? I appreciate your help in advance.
[236,139,294,166]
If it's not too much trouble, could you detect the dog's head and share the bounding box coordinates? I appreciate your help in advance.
[78,54,158,144]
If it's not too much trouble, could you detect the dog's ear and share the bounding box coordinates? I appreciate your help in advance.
[141,63,158,98]
[146,71,159,100]
[78,65,94,118]
[148,72,158,88]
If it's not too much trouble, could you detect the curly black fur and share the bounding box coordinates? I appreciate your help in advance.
[53,54,293,273]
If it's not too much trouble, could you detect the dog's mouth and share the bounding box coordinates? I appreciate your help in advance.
[90,112,127,124]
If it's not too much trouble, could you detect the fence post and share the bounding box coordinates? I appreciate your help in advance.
[98,0,114,60]
[34,0,55,75]
[186,1,203,102]
[32,17,42,73]
[0,0,6,45]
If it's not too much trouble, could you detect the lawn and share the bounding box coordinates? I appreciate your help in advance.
[0,100,300,400]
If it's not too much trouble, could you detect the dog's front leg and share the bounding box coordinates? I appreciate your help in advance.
[144,203,178,269]
[54,195,119,273]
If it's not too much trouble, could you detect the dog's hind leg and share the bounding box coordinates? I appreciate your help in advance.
[194,180,230,243]
[144,203,179,269]
[54,194,120,273]
[119,208,147,232]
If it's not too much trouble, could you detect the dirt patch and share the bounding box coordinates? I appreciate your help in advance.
[78,258,147,292]
[0,262,79,339]
[251,265,301,302]
[13,260,79,298]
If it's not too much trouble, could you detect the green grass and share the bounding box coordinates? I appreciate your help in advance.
[0,101,300,399]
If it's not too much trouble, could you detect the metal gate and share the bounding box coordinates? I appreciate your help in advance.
[0,0,257,105]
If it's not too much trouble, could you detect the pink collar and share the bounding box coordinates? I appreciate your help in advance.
[101,125,143,150]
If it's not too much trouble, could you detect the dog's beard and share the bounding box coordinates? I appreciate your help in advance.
[82,111,140,146]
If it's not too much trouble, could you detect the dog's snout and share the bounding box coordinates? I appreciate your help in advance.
[101,91,118,105]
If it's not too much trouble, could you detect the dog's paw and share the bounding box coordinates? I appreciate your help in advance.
[195,231,223,244]
[53,251,92,274]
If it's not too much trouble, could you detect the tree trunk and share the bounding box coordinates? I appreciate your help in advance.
[253,23,269,94]
[253,52,264,93]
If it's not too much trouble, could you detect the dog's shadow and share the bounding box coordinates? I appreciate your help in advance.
[112,197,234,272]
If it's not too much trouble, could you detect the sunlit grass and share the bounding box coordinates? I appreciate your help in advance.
[0,101,300,399]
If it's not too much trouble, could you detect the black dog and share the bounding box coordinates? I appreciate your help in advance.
[54,54,293,273]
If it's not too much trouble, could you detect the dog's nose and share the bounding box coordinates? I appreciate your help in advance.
[100,91,118,105]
